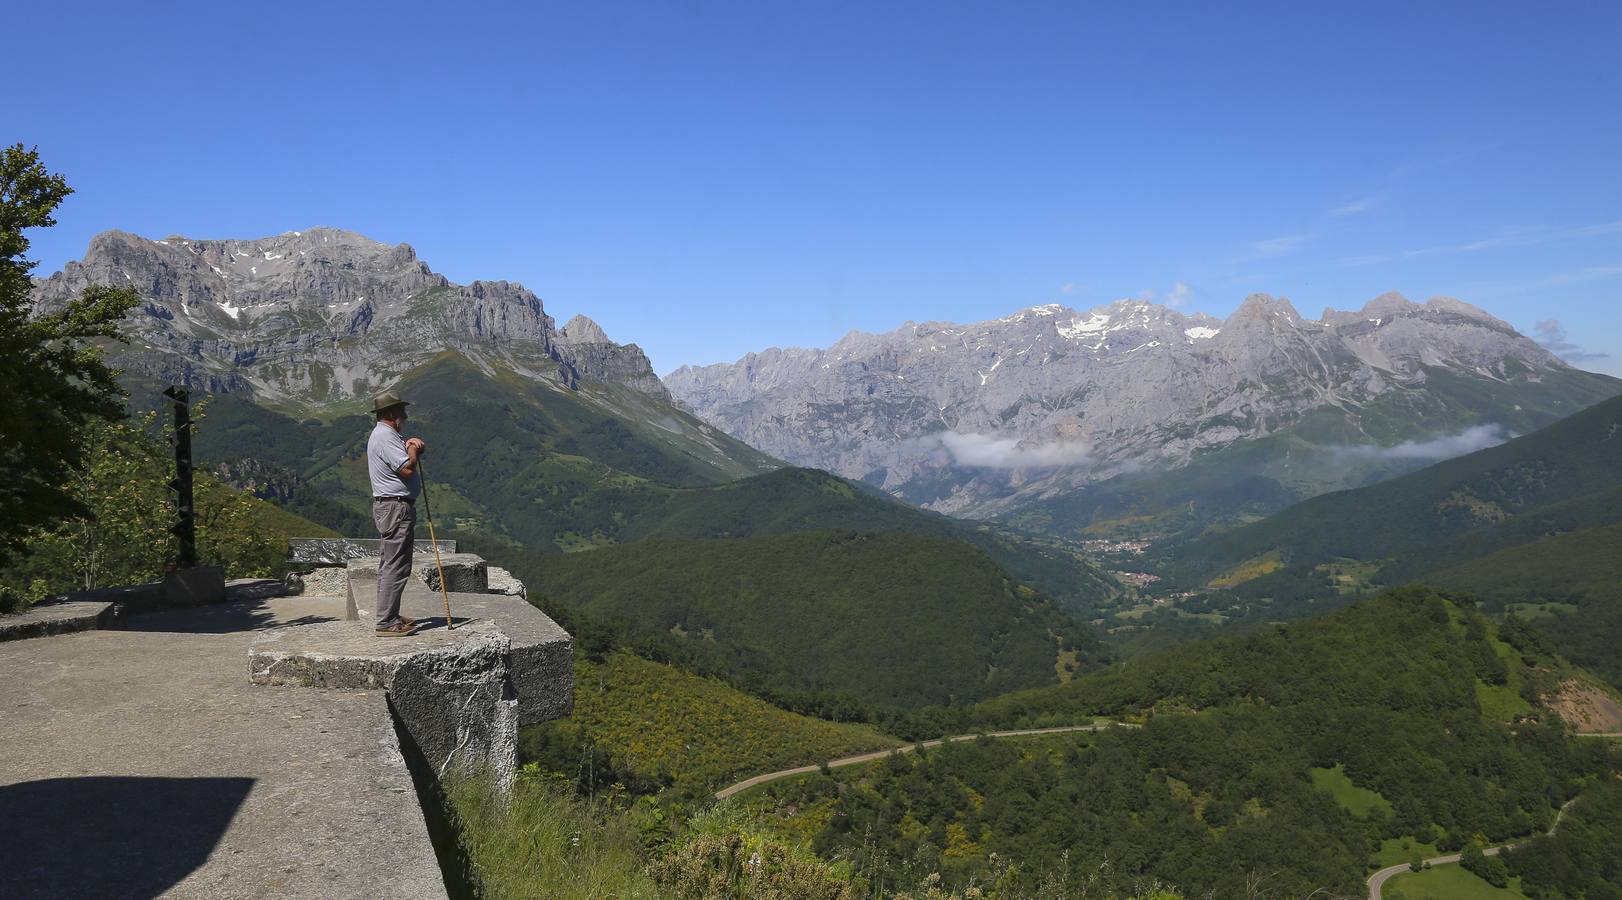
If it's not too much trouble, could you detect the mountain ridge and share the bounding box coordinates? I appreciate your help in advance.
[666,291,1619,534]
[30,227,671,410]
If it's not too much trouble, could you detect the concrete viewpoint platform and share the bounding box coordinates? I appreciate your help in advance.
[0,590,447,899]
[250,582,573,788]
[1,558,574,898]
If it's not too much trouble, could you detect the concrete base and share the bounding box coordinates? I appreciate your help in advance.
[164,566,226,608]
[0,600,125,643]
[249,586,571,790]
[419,553,489,594]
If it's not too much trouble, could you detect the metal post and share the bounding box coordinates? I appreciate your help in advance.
[163,386,199,569]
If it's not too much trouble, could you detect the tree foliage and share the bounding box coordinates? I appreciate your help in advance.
[0,409,335,602]
[0,144,139,577]
[765,588,1622,897]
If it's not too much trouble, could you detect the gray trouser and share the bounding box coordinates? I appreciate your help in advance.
[373,499,416,627]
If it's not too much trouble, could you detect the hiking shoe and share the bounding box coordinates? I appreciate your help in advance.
[375,620,419,637]
[398,616,419,628]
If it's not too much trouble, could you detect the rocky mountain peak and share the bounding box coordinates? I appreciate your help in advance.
[1424,295,1508,326]
[1230,293,1302,322]
[1359,291,1418,318]
[30,227,671,409]
[558,314,612,344]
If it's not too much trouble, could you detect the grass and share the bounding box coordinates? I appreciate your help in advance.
[1313,558,1383,594]
[1383,863,1526,899]
[445,773,663,900]
[1310,764,1394,818]
[525,651,902,791]
[1206,550,1283,588]
[1377,836,1442,868]
[1475,629,1534,724]
[1504,602,1580,621]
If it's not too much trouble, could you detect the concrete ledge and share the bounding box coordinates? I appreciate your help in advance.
[0,600,125,643]
[249,618,508,691]
[289,538,456,565]
[419,553,489,594]
[487,566,527,601]
[249,589,571,786]
[254,591,572,727]
[408,592,573,726]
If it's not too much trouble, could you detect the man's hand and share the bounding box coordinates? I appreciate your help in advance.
[405,437,426,455]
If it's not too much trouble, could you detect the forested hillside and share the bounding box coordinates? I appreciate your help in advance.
[1167,392,1622,584]
[528,531,1103,708]
[743,587,1622,898]
[1148,395,1622,686]
[520,650,902,798]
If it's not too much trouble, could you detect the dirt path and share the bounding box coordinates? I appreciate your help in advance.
[714,723,1133,801]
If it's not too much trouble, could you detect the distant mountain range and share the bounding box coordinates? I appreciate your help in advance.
[30,228,669,408]
[667,293,1621,537]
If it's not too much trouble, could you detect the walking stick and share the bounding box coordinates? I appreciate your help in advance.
[418,456,455,631]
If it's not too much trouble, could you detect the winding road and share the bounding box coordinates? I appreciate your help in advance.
[717,722,1586,899]
[714,723,1133,801]
[1366,798,1578,900]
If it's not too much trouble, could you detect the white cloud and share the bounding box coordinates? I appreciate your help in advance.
[1332,194,1380,216]
[1243,234,1312,261]
[927,432,1093,469]
[1132,282,1191,307]
[1060,282,1079,294]
[1342,219,1622,266]
[1534,319,1610,363]
[1471,264,1622,296]
[1333,424,1512,462]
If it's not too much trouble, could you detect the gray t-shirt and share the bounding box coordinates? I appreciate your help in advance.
[367,422,422,499]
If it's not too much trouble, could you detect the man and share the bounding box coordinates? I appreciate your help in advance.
[367,391,426,636]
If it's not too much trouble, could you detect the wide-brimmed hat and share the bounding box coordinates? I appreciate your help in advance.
[373,391,411,414]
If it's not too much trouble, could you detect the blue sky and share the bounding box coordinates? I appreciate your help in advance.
[13,1,1622,375]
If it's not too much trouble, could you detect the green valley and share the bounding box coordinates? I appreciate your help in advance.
[526,531,1103,709]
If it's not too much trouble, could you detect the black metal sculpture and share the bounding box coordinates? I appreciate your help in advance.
[163,386,199,568]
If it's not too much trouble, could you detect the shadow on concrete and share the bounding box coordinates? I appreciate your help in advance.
[414,617,481,633]
[128,598,336,635]
[0,775,253,898]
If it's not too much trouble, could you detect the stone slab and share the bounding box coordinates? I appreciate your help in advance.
[402,590,573,726]
[0,600,124,643]
[419,553,489,594]
[289,538,456,565]
[0,594,446,899]
[296,566,350,597]
[487,566,528,601]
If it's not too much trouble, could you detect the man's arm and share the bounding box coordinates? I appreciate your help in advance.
[398,437,424,478]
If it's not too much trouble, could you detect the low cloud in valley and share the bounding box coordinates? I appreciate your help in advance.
[1334,424,1512,462]
[930,432,1094,469]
